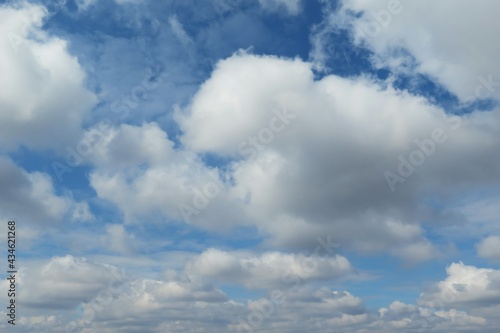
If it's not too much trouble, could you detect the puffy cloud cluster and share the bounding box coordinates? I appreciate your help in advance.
[80,283,366,333]
[185,248,353,289]
[88,52,500,261]
[0,157,92,225]
[87,122,247,228]
[2,255,499,333]
[0,2,96,151]
[329,0,500,102]
[374,301,487,332]
[0,256,125,310]
[178,53,500,256]
[419,262,500,309]
[0,2,95,228]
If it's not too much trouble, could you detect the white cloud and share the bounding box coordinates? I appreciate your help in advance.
[375,300,487,332]
[102,224,138,254]
[234,287,367,332]
[86,122,175,169]
[334,0,500,102]
[70,281,368,333]
[88,52,500,262]
[87,122,248,228]
[176,53,310,155]
[0,2,97,151]
[0,157,90,226]
[390,241,441,265]
[0,314,65,333]
[419,262,500,309]
[185,248,354,289]
[0,256,125,310]
[73,271,231,333]
[1,256,499,332]
[477,236,500,262]
[177,52,500,257]
[74,280,495,333]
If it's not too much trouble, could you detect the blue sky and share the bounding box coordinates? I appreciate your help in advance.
[1,0,500,332]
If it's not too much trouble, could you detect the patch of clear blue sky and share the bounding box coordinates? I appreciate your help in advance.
[337,253,448,309]
[124,223,262,254]
[220,284,266,303]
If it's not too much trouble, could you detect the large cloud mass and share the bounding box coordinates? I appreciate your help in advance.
[87,53,500,260]
[331,0,500,102]
[0,156,91,225]
[0,2,96,151]
[177,53,500,256]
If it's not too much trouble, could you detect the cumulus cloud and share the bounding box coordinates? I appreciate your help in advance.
[0,157,91,225]
[477,236,500,262]
[185,248,354,289]
[72,271,231,333]
[23,277,492,333]
[0,256,125,310]
[332,0,500,102]
[0,314,65,333]
[375,301,487,332]
[87,122,248,228]
[1,256,498,333]
[102,224,138,254]
[232,287,367,333]
[419,262,500,309]
[67,281,368,333]
[86,52,500,261]
[86,122,175,169]
[176,54,309,154]
[176,53,500,255]
[0,2,96,151]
